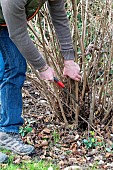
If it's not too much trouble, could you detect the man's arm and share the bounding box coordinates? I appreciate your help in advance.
[1,0,46,70]
[48,0,81,81]
[48,0,75,60]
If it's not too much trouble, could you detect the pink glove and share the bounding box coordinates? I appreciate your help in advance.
[39,65,55,81]
[63,60,81,81]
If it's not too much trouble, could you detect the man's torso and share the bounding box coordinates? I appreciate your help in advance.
[0,0,47,26]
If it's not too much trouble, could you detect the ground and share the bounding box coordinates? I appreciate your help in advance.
[20,78,113,170]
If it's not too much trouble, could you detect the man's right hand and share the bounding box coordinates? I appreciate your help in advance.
[38,65,55,81]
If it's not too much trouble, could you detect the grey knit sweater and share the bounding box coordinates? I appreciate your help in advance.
[1,0,75,70]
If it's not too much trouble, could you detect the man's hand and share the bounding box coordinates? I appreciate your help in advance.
[63,60,81,81]
[38,65,55,81]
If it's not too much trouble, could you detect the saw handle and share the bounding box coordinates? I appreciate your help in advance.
[54,77,65,88]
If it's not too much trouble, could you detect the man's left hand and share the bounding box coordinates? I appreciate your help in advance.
[63,60,81,81]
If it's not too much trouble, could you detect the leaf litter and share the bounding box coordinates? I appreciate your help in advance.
[12,79,113,169]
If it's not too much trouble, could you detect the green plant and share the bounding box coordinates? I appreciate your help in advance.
[0,159,59,170]
[19,125,33,137]
[86,161,99,170]
[83,131,104,149]
[52,130,60,144]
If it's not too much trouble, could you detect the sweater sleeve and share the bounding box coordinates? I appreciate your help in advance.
[48,0,75,60]
[1,0,46,70]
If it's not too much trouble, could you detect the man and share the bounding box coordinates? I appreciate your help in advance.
[0,0,81,162]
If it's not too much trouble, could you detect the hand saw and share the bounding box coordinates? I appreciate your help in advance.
[54,77,80,107]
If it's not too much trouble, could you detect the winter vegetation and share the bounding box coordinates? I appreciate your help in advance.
[1,0,112,169]
[28,0,113,127]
